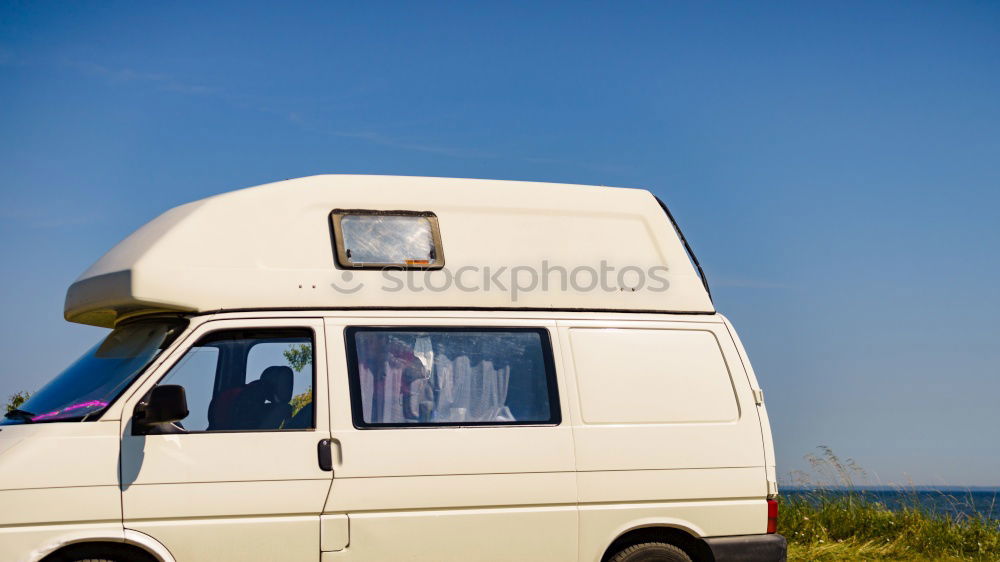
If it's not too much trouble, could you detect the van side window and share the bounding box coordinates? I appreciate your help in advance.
[154,329,315,432]
[345,328,559,427]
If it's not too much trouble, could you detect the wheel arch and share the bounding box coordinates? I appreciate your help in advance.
[600,522,714,562]
[35,530,174,562]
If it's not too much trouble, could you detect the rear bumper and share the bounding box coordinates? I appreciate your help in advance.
[704,534,787,562]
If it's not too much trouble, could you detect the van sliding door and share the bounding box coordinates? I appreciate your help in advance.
[322,318,578,562]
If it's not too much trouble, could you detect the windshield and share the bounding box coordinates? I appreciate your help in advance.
[1,318,188,425]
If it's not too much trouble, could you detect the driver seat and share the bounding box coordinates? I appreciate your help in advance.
[256,366,294,429]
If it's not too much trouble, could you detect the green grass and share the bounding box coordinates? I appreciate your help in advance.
[782,492,1000,560]
[782,447,1000,561]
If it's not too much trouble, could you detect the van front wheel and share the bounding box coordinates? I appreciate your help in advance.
[609,541,693,562]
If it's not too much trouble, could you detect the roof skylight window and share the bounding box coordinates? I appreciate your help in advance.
[331,210,444,269]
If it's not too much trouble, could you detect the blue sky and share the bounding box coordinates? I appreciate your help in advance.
[1,2,998,485]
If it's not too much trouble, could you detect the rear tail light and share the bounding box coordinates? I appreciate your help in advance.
[766,499,778,534]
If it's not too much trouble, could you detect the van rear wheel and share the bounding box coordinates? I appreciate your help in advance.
[43,543,156,562]
[609,541,692,562]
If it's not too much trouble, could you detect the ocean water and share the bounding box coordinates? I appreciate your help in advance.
[783,488,1000,521]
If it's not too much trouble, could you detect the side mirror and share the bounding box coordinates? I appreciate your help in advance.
[133,385,188,433]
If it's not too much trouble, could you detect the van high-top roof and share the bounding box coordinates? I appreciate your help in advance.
[65,175,714,327]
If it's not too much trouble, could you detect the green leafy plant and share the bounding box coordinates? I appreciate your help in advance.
[5,391,31,414]
[290,388,312,417]
[283,344,312,373]
[283,343,313,416]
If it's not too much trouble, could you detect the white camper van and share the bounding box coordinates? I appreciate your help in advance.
[0,175,785,562]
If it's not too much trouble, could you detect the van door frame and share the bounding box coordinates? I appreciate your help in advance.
[116,316,333,562]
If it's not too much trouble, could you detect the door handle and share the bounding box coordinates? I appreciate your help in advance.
[318,439,334,472]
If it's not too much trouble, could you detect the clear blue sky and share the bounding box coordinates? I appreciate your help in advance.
[2,2,998,485]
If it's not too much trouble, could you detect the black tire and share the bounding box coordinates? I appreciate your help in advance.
[43,544,155,562]
[609,541,693,562]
